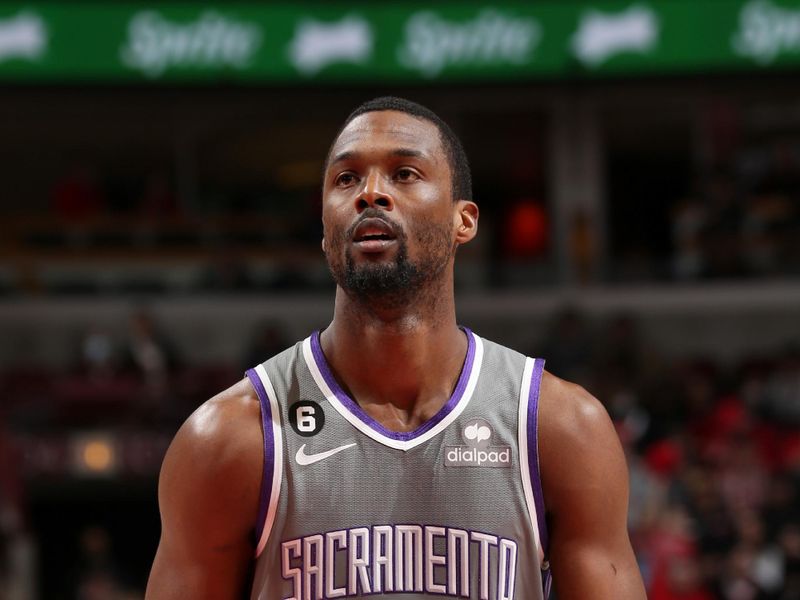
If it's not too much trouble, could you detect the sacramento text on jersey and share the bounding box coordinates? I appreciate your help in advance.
[282,524,519,599]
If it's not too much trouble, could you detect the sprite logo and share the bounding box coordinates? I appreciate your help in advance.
[445,419,511,468]
[732,0,800,65]
[120,11,262,78]
[398,9,541,78]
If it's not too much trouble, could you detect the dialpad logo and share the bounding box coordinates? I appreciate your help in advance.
[445,418,511,468]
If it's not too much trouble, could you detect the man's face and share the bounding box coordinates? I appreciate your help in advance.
[322,110,458,308]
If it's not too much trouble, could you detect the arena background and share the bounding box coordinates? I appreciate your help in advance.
[1,1,799,598]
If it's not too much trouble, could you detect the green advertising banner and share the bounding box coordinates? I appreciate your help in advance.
[0,1,799,83]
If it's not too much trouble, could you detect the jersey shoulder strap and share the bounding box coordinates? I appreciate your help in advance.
[518,356,550,585]
[245,341,302,557]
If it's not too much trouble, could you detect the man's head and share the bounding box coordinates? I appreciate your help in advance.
[326,96,472,203]
[321,97,478,311]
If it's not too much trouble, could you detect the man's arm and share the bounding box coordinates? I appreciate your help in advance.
[145,378,263,600]
[539,373,647,600]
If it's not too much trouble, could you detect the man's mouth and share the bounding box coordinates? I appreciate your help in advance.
[351,218,398,252]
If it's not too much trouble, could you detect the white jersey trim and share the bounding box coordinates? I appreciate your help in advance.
[254,363,284,558]
[302,332,484,452]
[518,357,545,565]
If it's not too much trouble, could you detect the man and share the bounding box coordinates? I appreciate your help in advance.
[145,97,646,599]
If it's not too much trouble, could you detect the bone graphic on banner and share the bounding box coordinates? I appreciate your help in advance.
[289,15,373,75]
[572,4,659,67]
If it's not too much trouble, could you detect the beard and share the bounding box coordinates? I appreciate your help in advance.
[325,210,455,311]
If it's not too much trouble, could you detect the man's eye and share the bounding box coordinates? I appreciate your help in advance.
[395,168,419,182]
[335,173,357,186]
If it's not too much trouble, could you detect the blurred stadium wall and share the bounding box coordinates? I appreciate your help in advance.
[1,1,800,598]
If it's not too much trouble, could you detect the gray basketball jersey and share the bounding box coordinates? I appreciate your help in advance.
[245,328,551,599]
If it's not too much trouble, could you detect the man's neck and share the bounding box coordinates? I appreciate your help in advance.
[319,286,468,432]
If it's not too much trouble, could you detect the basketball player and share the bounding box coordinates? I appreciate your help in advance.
[145,97,646,599]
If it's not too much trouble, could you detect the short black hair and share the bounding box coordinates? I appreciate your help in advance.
[327,96,472,202]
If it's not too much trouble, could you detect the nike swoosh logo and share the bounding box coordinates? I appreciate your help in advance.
[295,442,356,466]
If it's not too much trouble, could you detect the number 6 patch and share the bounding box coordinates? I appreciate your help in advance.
[288,400,325,437]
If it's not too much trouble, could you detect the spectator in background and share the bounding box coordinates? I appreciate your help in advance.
[758,141,800,203]
[620,423,667,572]
[763,477,799,544]
[491,196,551,286]
[0,417,34,600]
[569,209,598,284]
[717,436,769,513]
[777,525,800,599]
[51,164,107,222]
[71,526,129,600]
[701,171,746,279]
[483,142,549,288]
[741,188,792,276]
[671,178,708,280]
[501,198,548,260]
[762,345,800,425]
[646,506,713,600]
[682,465,735,591]
[733,509,785,597]
[720,544,761,600]
[120,310,178,397]
[79,326,118,382]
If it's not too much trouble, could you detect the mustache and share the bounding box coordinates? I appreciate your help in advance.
[344,208,405,241]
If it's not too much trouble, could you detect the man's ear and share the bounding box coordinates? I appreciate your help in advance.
[455,201,479,245]
[321,237,327,253]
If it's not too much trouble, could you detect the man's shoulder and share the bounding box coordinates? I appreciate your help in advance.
[170,378,263,473]
[538,370,616,450]
[155,378,264,560]
[536,371,625,508]
[199,376,260,418]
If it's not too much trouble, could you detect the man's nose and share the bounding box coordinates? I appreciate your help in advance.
[355,171,394,212]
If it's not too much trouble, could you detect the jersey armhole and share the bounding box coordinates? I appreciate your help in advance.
[245,364,284,558]
[518,357,550,575]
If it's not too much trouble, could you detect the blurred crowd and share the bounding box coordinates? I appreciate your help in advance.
[0,308,797,598]
[0,310,289,599]
[668,137,800,282]
[671,169,800,281]
[4,133,800,298]
[51,165,176,221]
[537,310,800,599]
[2,310,287,432]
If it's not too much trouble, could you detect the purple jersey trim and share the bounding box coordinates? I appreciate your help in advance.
[543,569,553,598]
[246,368,274,548]
[527,358,549,557]
[309,327,476,442]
